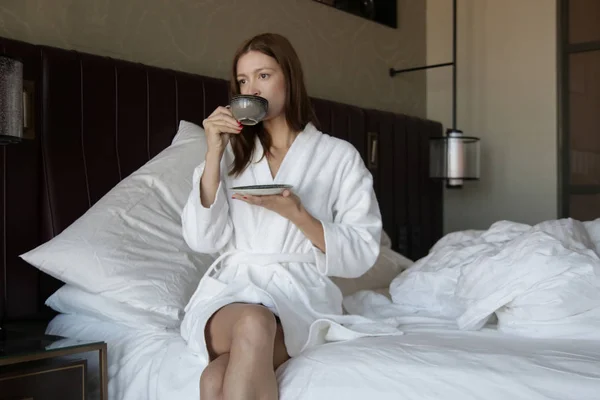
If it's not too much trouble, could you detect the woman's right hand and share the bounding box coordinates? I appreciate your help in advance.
[202,106,243,155]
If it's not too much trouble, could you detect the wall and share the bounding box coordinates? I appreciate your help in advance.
[426,0,558,233]
[0,0,426,116]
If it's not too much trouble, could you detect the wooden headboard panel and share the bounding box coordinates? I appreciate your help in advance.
[0,36,443,323]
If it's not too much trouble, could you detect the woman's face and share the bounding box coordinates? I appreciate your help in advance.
[236,50,286,121]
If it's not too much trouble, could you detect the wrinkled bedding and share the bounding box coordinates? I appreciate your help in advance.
[345,218,600,340]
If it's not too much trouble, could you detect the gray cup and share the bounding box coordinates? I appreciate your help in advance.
[230,95,269,126]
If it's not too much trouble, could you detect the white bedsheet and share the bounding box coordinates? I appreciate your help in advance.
[47,313,600,400]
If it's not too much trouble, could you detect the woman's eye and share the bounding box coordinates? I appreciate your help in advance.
[238,79,246,85]
[259,73,269,79]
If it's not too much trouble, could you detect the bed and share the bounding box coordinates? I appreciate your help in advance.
[2,36,600,400]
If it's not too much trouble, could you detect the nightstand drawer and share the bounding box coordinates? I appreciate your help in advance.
[0,358,86,400]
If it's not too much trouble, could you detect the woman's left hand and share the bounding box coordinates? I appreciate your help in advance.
[233,189,326,252]
[232,189,303,222]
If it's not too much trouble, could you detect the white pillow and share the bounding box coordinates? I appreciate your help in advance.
[21,121,215,326]
[46,284,178,330]
[333,231,413,296]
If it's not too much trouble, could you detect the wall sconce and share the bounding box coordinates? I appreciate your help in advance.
[0,55,34,145]
[429,128,480,188]
[389,0,481,189]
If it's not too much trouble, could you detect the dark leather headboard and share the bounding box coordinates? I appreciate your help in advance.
[0,36,443,323]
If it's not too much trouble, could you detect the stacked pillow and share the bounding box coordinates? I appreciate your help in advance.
[22,121,215,329]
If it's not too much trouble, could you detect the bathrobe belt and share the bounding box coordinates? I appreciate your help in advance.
[205,250,317,278]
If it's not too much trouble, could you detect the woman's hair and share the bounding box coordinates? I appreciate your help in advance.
[228,33,318,176]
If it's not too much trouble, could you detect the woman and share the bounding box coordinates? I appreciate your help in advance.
[181,33,398,400]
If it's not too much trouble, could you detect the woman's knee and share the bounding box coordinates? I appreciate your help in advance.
[205,303,277,359]
[232,305,277,345]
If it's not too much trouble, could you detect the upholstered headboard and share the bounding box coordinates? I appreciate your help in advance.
[0,36,443,324]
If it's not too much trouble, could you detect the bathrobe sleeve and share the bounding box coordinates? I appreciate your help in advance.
[181,161,233,253]
[312,144,382,278]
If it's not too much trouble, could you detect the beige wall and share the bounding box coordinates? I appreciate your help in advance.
[0,0,426,116]
[426,0,558,233]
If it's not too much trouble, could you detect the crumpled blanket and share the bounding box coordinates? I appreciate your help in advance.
[344,218,600,339]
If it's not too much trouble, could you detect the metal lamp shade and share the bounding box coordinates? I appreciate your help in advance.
[0,56,24,144]
[429,129,480,188]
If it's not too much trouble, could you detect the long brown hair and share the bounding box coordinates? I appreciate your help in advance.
[228,33,318,176]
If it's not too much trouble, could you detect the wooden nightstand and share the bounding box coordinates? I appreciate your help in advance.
[0,329,107,400]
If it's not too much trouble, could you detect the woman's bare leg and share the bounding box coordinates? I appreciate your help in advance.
[223,306,278,400]
[201,303,290,400]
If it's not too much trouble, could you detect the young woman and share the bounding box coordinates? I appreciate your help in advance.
[181,33,396,400]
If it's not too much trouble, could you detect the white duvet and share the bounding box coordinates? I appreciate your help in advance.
[47,313,600,400]
[345,218,600,340]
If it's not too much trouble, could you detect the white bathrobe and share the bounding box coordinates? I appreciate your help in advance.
[180,122,401,363]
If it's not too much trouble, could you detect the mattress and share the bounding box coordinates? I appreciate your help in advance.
[47,313,600,400]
